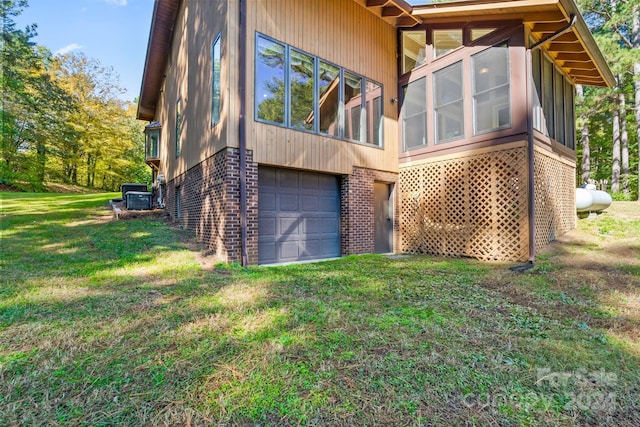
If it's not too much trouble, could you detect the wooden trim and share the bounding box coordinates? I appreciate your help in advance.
[400,139,526,167]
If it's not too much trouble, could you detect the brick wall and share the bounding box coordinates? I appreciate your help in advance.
[341,166,399,255]
[164,148,258,264]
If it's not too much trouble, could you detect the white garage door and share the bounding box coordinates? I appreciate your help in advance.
[258,167,340,264]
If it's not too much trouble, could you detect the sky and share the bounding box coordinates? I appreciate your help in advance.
[15,0,155,102]
[14,0,430,103]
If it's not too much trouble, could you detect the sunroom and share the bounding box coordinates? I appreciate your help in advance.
[394,0,614,262]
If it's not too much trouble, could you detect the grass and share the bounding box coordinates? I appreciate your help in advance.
[1,192,638,426]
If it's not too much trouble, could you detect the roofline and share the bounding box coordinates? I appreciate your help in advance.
[137,0,181,121]
[558,0,615,87]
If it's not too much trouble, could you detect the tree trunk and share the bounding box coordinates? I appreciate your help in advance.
[633,5,640,201]
[619,91,629,194]
[576,85,590,184]
[36,140,46,184]
[611,90,621,193]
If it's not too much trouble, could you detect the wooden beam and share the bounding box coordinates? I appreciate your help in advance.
[547,32,579,43]
[569,69,604,78]
[554,52,592,62]
[559,61,597,70]
[548,43,587,53]
[366,0,389,7]
[396,16,420,27]
[532,22,567,33]
[382,6,403,17]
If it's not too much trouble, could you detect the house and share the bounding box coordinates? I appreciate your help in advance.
[137,0,614,266]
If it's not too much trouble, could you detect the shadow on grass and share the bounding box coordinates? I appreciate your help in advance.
[1,194,639,426]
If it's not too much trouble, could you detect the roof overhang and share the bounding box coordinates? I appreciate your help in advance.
[410,0,615,87]
[356,0,423,27]
[137,0,181,121]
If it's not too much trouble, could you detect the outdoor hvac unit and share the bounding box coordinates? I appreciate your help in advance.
[126,191,153,210]
[121,183,148,200]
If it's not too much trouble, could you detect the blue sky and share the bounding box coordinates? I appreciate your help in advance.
[16,0,154,102]
[15,0,430,103]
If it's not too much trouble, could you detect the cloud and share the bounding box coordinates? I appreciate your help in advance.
[105,0,127,5]
[55,43,83,56]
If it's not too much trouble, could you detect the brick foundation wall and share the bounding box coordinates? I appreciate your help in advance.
[164,148,258,264]
[341,166,399,255]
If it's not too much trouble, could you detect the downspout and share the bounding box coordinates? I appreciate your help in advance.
[526,14,577,263]
[239,0,248,267]
[525,48,536,263]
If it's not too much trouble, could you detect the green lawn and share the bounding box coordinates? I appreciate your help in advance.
[1,192,638,426]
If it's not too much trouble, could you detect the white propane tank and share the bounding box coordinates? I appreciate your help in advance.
[589,190,612,212]
[576,187,612,213]
[576,188,593,212]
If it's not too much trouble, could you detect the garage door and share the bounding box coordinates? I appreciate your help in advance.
[258,167,340,264]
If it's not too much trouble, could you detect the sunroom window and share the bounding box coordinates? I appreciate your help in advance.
[402,30,427,73]
[402,77,427,150]
[433,29,463,58]
[472,43,511,134]
[434,61,464,143]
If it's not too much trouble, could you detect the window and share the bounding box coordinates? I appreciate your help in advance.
[318,61,340,136]
[471,28,497,41]
[543,57,554,138]
[402,30,427,73]
[289,49,315,131]
[402,77,427,150]
[564,79,575,149]
[472,43,510,134]
[254,33,383,146]
[554,67,565,145]
[433,29,462,58]
[211,34,222,126]
[532,48,543,132]
[255,36,285,125]
[344,72,363,141]
[366,81,383,146]
[434,61,464,143]
[175,99,182,157]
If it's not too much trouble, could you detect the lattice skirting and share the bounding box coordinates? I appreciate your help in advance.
[399,144,530,262]
[533,147,576,251]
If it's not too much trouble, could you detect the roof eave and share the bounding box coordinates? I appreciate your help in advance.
[136,0,181,121]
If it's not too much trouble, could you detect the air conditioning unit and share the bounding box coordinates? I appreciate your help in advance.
[126,191,153,210]
[121,183,148,200]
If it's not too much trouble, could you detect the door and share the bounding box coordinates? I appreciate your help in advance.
[374,182,393,253]
[258,167,341,264]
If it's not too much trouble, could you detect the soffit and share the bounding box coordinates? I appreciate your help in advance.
[410,0,614,87]
[137,0,181,121]
[355,0,422,27]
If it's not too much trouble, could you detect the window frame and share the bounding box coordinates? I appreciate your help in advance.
[433,60,464,144]
[254,32,384,147]
[471,42,511,136]
[211,33,222,127]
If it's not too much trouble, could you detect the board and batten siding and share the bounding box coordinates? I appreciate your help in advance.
[155,0,230,182]
[239,0,400,175]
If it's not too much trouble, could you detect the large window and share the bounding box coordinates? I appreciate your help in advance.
[532,48,544,133]
[211,34,222,127]
[534,51,575,148]
[366,81,383,146]
[318,61,340,136]
[543,57,555,138]
[402,77,427,150]
[255,33,383,146]
[255,36,285,125]
[434,61,464,143]
[289,49,315,131]
[472,43,510,134]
